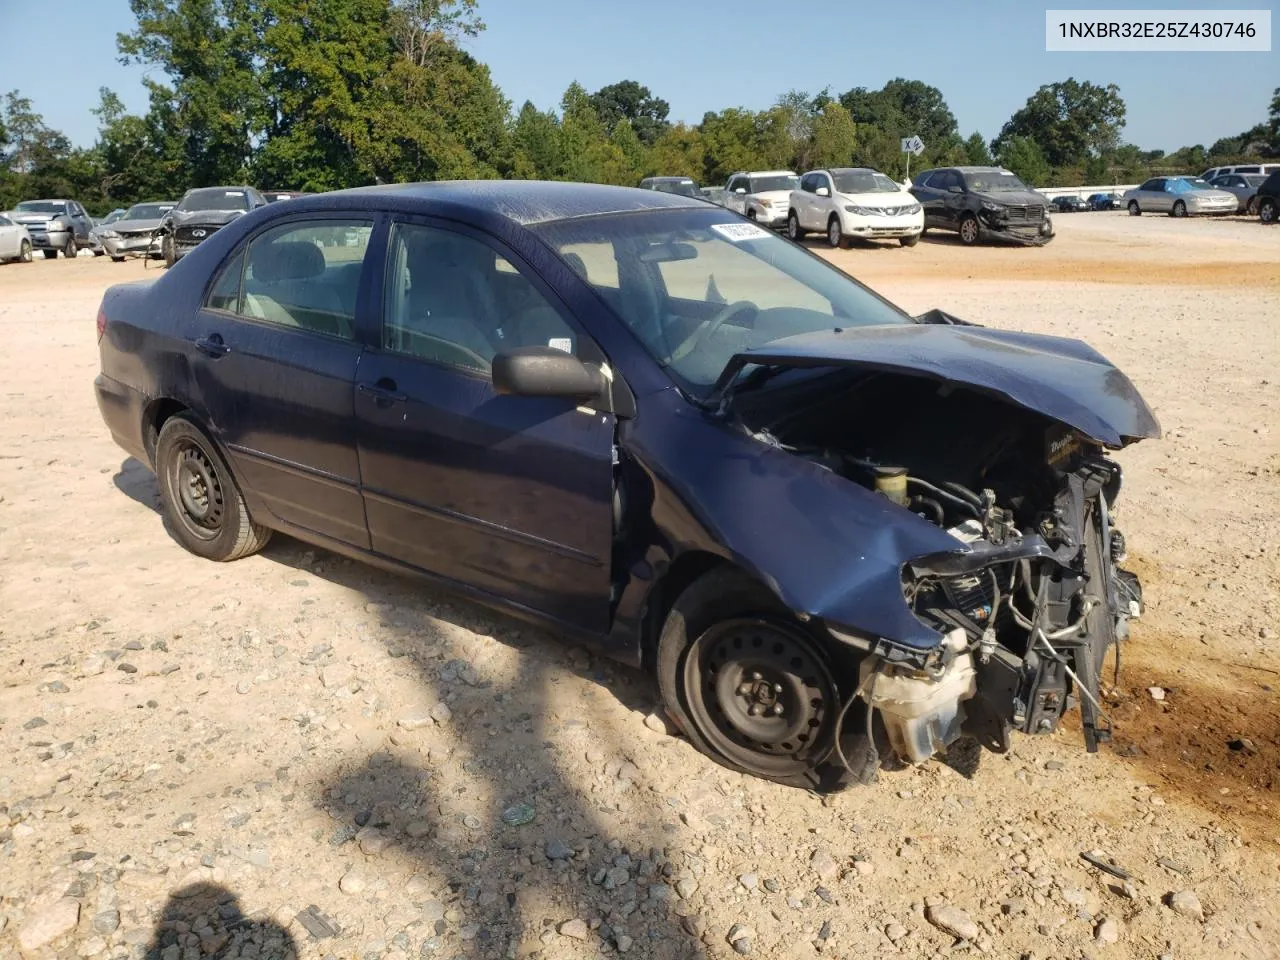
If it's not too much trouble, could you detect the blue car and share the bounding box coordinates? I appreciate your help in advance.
[94,181,1158,789]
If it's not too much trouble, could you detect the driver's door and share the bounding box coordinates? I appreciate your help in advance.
[354,218,617,633]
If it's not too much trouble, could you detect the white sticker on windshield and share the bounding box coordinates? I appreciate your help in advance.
[548,337,572,353]
[711,222,770,243]
[225,191,245,197]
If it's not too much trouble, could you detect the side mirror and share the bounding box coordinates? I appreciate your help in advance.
[492,346,604,401]
[734,187,747,194]
[948,184,964,194]
[816,186,830,197]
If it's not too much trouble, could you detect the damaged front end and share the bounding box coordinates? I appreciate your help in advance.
[720,322,1158,773]
[872,451,1143,764]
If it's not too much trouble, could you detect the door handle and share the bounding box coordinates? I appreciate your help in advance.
[357,378,407,403]
[194,334,230,358]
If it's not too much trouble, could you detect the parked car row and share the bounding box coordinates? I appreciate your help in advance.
[0,187,308,266]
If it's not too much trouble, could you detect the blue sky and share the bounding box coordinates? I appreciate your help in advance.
[0,0,1275,152]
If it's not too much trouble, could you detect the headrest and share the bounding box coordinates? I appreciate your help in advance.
[251,240,325,282]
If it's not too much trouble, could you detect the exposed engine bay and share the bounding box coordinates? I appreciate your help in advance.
[732,367,1146,771]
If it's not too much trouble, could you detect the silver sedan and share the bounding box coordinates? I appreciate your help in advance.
[1123,176,1238,217]
[1208,173,1267,214]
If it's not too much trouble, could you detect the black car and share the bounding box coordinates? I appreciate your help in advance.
[1052,195,1086,213]
[161,186,268,265]
[910,166,1054,245]
[263,190,311,203]
[94,181,1156,789]
[1254,171,1280,224]
[1087,193,1118,211]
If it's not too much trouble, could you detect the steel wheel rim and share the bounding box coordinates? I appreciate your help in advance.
[1262,202,1276,223]
[788,215,798,239]
[960,218,978,243]
[20,241,31,262]
[682,617,837,777]
[828,220,840,247]
[170,440,225,540]
[1173,202,1185,218]
[1129,202,1139,215]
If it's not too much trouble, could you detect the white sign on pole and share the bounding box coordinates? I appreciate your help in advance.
[900,136,925,156]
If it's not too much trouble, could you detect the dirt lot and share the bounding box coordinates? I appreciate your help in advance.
[1,213,1277,960]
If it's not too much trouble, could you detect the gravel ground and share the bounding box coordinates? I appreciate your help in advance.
[1,213,1277,960]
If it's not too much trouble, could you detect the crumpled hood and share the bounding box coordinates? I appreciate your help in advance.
[716,323,1161,447]
[167,208,245,226]
[105,217,167,234]
[970,189,1048,207]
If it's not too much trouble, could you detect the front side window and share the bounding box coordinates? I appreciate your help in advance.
[1139,179,1162,192]
[204,219,372,337]
[382,223,579,375]
[534,208,909,394]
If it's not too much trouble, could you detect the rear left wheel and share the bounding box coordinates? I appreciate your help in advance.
[63,235,77,259]
[1128,201,1141,216]
[1171,200,1187,218]
[155,414,271,562]
[1245,197,1258,216]
[656,568,844,789]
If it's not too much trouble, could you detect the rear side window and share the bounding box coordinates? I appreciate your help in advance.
[204,220,372,338]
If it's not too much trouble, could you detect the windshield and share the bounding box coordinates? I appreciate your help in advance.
[832,170,899,194]
[177,188,251,212]
[15,201,67,214]
[963,171,1028,192]
[101,209,126,224]
[534,208,910,395]
[748,175,799,193]
[652,180,700,197]
[126,203,175,220]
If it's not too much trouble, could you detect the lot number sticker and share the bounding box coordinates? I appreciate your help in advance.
[711,222,771,243]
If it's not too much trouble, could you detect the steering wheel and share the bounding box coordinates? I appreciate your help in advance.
[664,300,758,365]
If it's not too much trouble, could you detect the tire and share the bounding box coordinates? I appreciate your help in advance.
[64,235,77,259]
[1245,197,1257,216]
[92,247,105,257]
[1171,200,1187,218]
[656,567,847,790]
[163,236,176,268]
[899,234,920,247]
[1128,201,1141,216]
[786,211,804,241]
[1260,198,1277,225]
[111,256,125,263]
[155,414,271,562]
[19,240,32,263]
[958,214,980,245]
[826,215,843,248]
[42,249,57,259]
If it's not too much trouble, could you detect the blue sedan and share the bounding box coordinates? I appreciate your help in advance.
[95,181,1158,789]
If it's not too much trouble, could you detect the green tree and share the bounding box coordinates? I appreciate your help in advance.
[1270,86,1280,150]
[559,82,631,184]
[808,102,857,169]
[645,123,705,179]
[588,80,670,146]
[509,101,564,179]
[840,78,957,170]
[993,78,1126,167]
[996,134,1050,186]
[963,131,993,166]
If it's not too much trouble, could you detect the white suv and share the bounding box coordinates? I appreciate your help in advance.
[787,168,924,248]
[723,170,800,228]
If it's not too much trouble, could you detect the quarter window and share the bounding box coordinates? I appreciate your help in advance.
[382,223,578,375]
[203,219,372,338]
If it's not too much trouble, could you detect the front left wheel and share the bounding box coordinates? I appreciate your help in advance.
[787,211,805,241]
[1171,200,1187,218]
[63,235,77,259]
[1259,198,1277,224]
[958,214,980,245]
[155,414,272,561]
[18,239,32,262]
[656,568,844,789]
[826,216,843,248]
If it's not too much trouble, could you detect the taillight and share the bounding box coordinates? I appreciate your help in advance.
[96,305,107,342]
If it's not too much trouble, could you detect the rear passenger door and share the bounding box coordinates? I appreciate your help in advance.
[187,216,376,547]
[353,219,616,634]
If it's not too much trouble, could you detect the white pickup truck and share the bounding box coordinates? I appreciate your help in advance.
[786,168,924,248]
[722,170,800,228]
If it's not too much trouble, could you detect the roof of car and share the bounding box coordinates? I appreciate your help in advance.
[643,176,695,183]
[306,180,706,225]
[822,167,879,174]
[742,170,796,177]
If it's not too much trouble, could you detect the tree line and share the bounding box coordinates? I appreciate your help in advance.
[1,0,1277,215]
